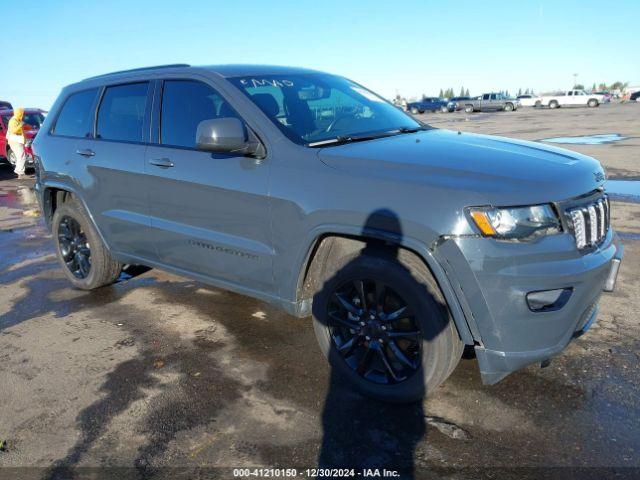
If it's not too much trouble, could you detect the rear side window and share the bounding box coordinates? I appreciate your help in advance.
[160,80,241,148]
[97,83,149,142]
[53,89,98,138]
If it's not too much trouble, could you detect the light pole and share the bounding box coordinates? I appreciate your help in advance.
[573,73,578,88]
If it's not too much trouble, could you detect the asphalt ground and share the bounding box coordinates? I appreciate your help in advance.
[1,102,639,479]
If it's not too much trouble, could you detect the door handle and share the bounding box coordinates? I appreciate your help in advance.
[75,149,95,157]
[149,158,174,168]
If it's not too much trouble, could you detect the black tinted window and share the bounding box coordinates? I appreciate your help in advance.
[161,80,240,148]
[97,83,149,142]
[53,89,98,137]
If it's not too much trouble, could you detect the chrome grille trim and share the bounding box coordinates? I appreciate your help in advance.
[566,194,609,250]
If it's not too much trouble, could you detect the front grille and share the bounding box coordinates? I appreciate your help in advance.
[566,195,610,250]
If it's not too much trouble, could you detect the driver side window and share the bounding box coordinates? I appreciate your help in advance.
[160,80,241,148]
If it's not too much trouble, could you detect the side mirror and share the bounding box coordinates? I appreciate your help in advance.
[196,117,264,157]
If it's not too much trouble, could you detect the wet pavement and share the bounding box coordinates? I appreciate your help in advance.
[1,104,640,479]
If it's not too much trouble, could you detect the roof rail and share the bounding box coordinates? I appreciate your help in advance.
[83,63,190,81]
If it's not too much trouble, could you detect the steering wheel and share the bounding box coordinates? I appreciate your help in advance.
[325,113,354,134]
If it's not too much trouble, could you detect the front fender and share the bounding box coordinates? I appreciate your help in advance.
[289,224,476,345]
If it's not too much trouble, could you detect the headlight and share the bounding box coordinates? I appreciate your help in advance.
[468,204,561,240]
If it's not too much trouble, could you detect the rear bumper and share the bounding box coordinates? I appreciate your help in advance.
[436,230,623,384]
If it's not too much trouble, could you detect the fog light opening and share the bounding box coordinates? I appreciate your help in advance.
[526,288,573,312]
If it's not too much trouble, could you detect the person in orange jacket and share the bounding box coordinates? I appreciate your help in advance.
[7,107,31,179]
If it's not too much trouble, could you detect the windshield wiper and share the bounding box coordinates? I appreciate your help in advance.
[308,127,427,147]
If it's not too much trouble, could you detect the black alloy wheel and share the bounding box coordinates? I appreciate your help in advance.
[326,278,422,385]
[58,215,91,279]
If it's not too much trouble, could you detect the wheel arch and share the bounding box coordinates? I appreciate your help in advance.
[41,182,113,254]
[294,231,475,345]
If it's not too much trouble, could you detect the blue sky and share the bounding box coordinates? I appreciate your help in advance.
[1,0,638,109]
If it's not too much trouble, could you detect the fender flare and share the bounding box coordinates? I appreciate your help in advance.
[292,225,476,345]
[40,180,113,254]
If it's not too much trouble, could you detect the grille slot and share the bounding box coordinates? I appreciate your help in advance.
[566,196,609,250]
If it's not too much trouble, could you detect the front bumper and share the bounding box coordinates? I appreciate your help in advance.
[435,229,623,384]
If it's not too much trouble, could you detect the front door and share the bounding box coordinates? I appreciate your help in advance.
[145,79,273,293]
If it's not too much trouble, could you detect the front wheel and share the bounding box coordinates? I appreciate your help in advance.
[504,103,514,112]
[410,107,419,115]
[440,106,448,113]
[588,99,599,107]
[7,149,16,166]
[312,250,463,403]
[52,196,122,290]
[549,100,559,109]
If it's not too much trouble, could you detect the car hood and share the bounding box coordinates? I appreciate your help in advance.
[319,129,606,206]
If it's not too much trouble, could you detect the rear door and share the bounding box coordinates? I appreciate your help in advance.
[80,81,157,260]
[145,78,273,293]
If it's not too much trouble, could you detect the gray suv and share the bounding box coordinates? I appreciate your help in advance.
[33,64,623,402]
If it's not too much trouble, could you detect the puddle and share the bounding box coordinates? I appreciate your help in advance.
[606,180,640,202]
[541,134,628,145]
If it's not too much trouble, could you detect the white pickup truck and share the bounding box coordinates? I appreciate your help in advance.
[538,89,605,109]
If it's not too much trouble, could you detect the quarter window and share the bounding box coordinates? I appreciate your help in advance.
[97,83,149,142]
[53,88,99,138]
[160,80,241,148]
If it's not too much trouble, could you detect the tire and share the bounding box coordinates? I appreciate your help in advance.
[549,100,559,109]
[410,107,419,115]
[534,100,542,108]
[52,195,122,290]
[504,103,514,112]
[7,148,16,166]
[464,105,474,113]
[312,248,463,403]
[440,106,448,113]
[588,99,599,108]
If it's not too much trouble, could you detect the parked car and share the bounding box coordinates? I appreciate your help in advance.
[462,93,519,113]
[445,96,471,112]
[0,100,12,110]
[516,94,542,107]
[0,108,46,169]
[538,90,605,109]
[406,97,447,114]
[33,64,623,403]
[630,91,640,102]
[592,91,612,103]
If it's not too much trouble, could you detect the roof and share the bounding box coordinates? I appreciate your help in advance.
[81,63,325,82]
[199,64,324,78]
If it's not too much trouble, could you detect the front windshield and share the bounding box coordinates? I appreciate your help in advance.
[230,74,421,146]
[24,113,45,129]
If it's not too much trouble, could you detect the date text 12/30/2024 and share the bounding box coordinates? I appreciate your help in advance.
[233,468,401,478]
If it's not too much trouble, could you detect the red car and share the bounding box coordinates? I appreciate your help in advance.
[0,108,46,169]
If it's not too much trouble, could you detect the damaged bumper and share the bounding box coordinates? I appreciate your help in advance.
[434,229,623,385]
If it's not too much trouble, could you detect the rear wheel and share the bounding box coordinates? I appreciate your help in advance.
[464,105,474,113]
[312,249,463,403]
[440,105,448,113]
[52,196,122,290]
[549,100,559,109]
[410,107,419,115]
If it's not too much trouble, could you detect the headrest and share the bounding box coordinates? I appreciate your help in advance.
[252,93,279,117]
